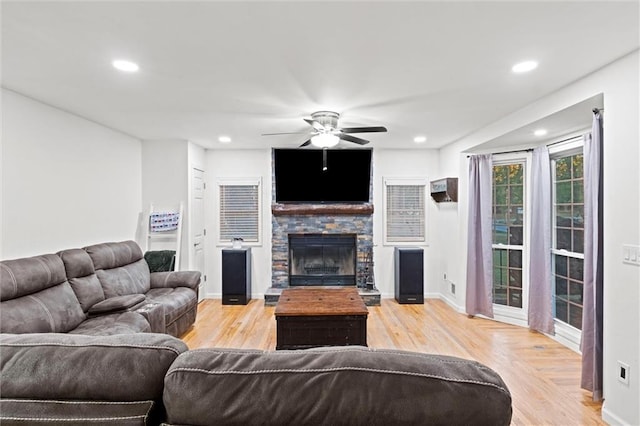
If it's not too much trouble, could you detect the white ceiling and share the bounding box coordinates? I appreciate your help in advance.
[2,1,638,150]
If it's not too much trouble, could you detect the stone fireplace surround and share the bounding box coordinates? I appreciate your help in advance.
[264,203,381,306]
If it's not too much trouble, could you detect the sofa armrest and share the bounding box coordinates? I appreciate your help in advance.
[150,271,200,291]
[0,333,188,402]
[87,294,146,317]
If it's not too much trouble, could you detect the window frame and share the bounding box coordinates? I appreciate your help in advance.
[490,154,530,324]
[382,177,428,246]
[549,138,585,339]
[216,177,262,247]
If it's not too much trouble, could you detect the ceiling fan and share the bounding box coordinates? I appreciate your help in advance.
[262,111,387,148]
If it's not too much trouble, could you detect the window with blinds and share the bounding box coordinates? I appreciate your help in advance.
[218,180,260,243]
[384,179,427,244]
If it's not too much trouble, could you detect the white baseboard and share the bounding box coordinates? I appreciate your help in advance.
[602,402,630,426]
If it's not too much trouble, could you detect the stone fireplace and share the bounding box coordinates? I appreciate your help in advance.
[265,203,379,306]
[265,149,380,306]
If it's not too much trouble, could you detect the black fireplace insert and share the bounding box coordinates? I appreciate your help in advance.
[288,234,356,286]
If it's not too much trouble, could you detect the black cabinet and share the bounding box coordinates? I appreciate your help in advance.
[394,247,424,304]
[222,248,251,305]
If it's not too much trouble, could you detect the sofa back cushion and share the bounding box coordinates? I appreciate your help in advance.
[163,346,513,426]
[0,254,85,333]
[84,241,150,298]
[58,248,105,312]
[0,333,188,401]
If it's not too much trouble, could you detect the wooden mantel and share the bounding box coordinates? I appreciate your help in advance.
[271,203,374,216]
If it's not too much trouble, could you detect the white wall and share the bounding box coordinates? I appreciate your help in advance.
[204,149,272,298]
[372,148,440,299]
[204,147,440,301]
[436,50,640,425]
[1,90,142,258]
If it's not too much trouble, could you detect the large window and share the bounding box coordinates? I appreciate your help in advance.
[492,162,525,308]
[218,178,261,244]
[552,151,584,330]
[383,178,427,244]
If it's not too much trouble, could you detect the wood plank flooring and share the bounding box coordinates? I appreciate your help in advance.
[182,298,605,426]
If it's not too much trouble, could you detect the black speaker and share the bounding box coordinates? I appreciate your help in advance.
[222,248,251,305]
[394,247,424,304]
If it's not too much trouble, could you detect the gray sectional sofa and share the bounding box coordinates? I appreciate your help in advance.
[0,333,513,426]
[0,240,200,337]
[0,240,513,425]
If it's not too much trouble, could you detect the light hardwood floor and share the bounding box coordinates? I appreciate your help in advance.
[182,298,605,426]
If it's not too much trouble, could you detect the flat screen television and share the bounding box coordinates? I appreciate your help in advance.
[274,148,372,203]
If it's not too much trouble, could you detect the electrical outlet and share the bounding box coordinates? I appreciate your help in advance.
[450,282,456,294]
[617,361,630,385]
[444,273,447,280]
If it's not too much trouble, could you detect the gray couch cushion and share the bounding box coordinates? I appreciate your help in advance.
[85,240,151,297]
[0,333,188,401]
[69,312,151,335]
[58,248,105,312]
[0,399,154,426]
[1,254,67,301]
[145,287,197,327]
[84,240,144,270]
[0,282,86,334]
[163,346,513,426]
[96,260,150,298]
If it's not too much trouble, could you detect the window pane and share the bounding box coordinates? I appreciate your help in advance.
[555,276,568,298]
[495,185,507,205]
[569,304,583,329]
[573,205,584,229]
[556,229,571,250]
[509,226,523,245]
[494,165,508,184]
[510,185,523,205]
[569,258,583,281]
[509,269,522,288]
[556,157,571,180]
[555,298,568,323]
[509,289,523,308]
[569,280,583,305]
[573,154,584,178]
[573,230,584,253]
[573,181,584,203]
[555,255,568,277]
[556,182,572,203]
[509,164,524,184]
[509,250,522,268]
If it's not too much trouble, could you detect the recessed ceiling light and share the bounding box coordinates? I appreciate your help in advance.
[218,136,232,143]
[512,60,538,73]
[534,129,548,137]
[112,59,139,72]
[413,136,427,143]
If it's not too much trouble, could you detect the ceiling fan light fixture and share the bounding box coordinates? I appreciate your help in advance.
[311,133,339,148]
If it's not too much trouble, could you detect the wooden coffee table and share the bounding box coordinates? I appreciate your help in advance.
[274,286,368,350]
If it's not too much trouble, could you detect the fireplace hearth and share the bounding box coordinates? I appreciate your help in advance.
[289,234,356,286]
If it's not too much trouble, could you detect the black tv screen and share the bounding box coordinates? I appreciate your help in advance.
[274,148,372,203]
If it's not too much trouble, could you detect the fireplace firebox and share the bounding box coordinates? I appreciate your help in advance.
[288,234,356,286]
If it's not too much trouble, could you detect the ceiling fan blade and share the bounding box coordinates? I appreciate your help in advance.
[304,118,325,131]
[262,131,309,136]
[299,139,312,147]
[338,134,370,145]
[339,126,388,133]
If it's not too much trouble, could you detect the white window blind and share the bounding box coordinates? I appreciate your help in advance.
[385,183,426,243]
[219,183,260,242]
